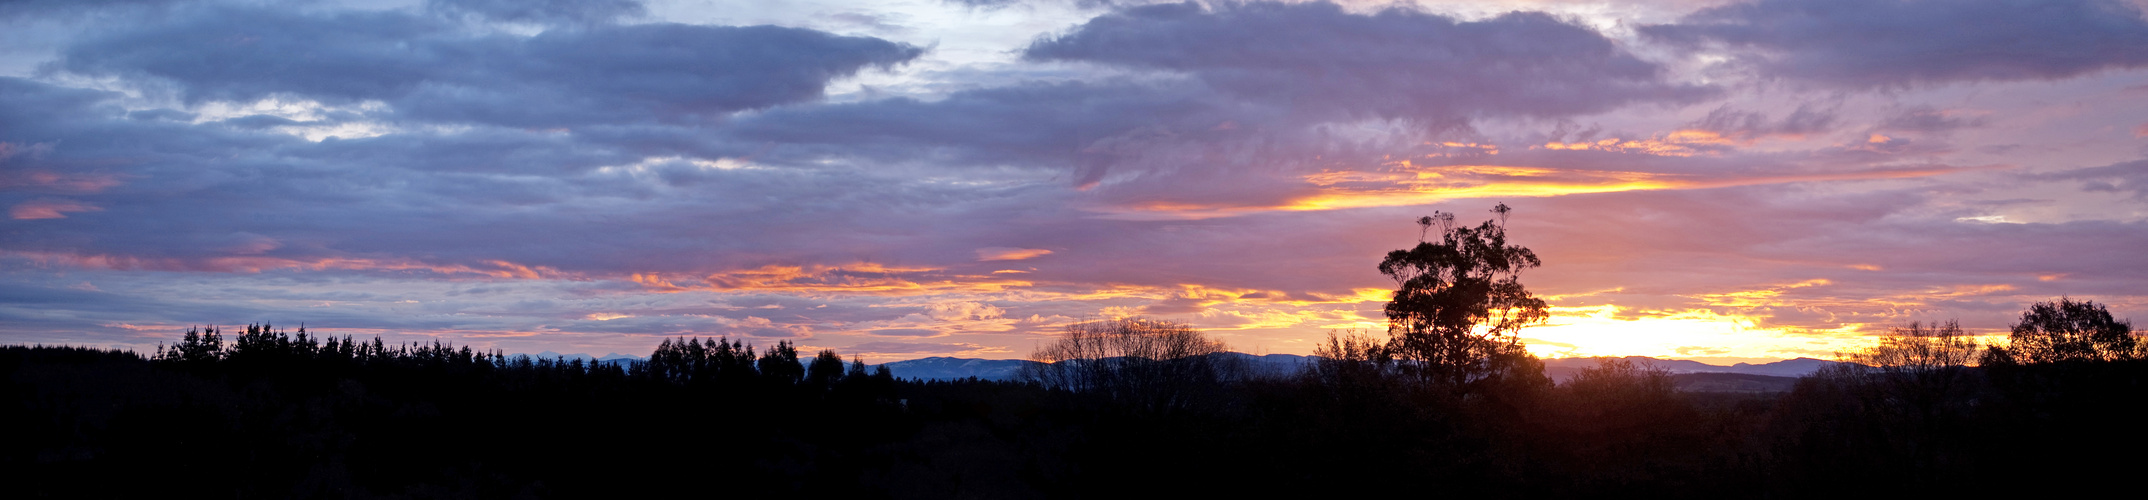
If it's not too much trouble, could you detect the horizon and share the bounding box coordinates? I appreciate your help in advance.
[15,334,1846,368]
[4,0,2144,364]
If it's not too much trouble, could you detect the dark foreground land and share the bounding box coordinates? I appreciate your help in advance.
[6,335,2147,499]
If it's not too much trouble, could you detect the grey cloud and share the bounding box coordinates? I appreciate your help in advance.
[125,108,195,121]
[1688,103,1838,140]
[59,7,925,127]
[0,0,185,19]
[734,79,1259,187]
[734,2,1712,198]
[2053,158,2148,200]
[1879,106,1987,132]
[57,8,451,104]
[1642,0,2148,87]
[1026,1,1710,123]
[426,0,645,25]
[1,72,1075,279]
[215,114,322,130]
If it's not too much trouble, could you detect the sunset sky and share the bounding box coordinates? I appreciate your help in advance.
[4,0,2145,364]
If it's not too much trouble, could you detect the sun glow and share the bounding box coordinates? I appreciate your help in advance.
[1094,160,1980,220]
[1521,304,1874,362]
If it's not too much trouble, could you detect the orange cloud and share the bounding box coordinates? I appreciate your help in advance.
[975,247,1054,261]
[1097,160,1986,219]
[1538,130,1737,157]
[10,199,102,219]
[1,170,123,193]
[1694,278,1833,308]
[633,262,1034,296]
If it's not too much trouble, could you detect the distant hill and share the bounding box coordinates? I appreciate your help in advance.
[527,351,647,366]
[1542,356,1849,382]
[876,357,1040,381]
[1230,353,1315,377]
[875,352,1313,381]
[1669,372,1800,393]
[880,353,1847,385]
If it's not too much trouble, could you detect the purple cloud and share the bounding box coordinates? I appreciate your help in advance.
[58,6,924,127]
[1027,1,1711,123]
[1643,0,2148,87]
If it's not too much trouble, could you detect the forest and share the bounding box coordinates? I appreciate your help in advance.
[7,208,2146,498]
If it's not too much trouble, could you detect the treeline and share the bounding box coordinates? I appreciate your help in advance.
[152,324,897,395]
[8,325,910,498]
[7,307,2147,498]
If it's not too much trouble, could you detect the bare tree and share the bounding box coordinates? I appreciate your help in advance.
[1824,320,1986,484]
[1843,320,1981,373]
[1020,318,1243,412]
[1305,329,1395,388]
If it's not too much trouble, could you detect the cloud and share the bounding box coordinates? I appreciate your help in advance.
[0,0,182,19]
[976,247,1053,261]
[5,0,2145,363]
[426,0,646,25]
[552,313,811,337]
[1026,1,1710,123]
[866,328,941,337]
[1685,103,1839,141]
[844,341,997,355]
[58,7,925,127]
[637,263,1034,296]
[2053,158,2148,200]
[8,199,101,219]
[1877,105,1988,133]
[730,78,1249,187]
[1642,0,2148,87]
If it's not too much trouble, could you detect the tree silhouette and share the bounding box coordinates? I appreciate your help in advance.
[1844,320,1981,373]
[758,340,803,385]
[1019,318,1242,412]
[806,349,846,390]
[156,326,225,365]
[1984,298,2139,364]
[1378,204,1549,387]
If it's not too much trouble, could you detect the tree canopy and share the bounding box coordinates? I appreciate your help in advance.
[1379,204,1549,387]
[1985,297,2140,364]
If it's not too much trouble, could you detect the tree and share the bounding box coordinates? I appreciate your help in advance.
[1843,320,1981,373]
[757,340,803,384]
[805,349,846,389]
[155,326,225,365]
[1378,204,1549,387]
[1831,320,1983,419]
[1983,297,2139,364]
[1019,318,1243,413]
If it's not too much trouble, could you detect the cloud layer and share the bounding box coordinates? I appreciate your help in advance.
[2,0,2145,363]
[1643,0,2148,87]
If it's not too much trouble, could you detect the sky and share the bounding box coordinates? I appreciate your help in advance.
[3,0,2146,365]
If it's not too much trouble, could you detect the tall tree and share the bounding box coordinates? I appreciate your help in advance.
[1378,204,1549,387]
[805,349,846,390]
[758,340,803,385]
